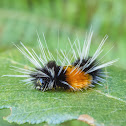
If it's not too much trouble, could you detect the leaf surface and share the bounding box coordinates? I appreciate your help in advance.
[0,49,126,126]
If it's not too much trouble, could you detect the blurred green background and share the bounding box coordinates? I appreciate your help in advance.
[0,0,126,126]
[0,0,126,68]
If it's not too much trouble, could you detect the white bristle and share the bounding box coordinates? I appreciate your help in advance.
[2,75,30,77]
[86,59,118,74]
[3,29,117,90]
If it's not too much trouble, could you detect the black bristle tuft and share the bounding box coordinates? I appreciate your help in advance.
[30,61,70,91]
[72,57,102,84]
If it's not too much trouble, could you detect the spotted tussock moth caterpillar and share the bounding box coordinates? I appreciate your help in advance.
[3,29,118,91]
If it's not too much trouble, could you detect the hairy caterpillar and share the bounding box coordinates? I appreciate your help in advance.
[3,30,118,91]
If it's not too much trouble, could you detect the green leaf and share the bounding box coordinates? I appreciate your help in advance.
[0,48,126,126]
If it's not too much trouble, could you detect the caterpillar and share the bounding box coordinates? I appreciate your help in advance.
[3,30,118,91]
